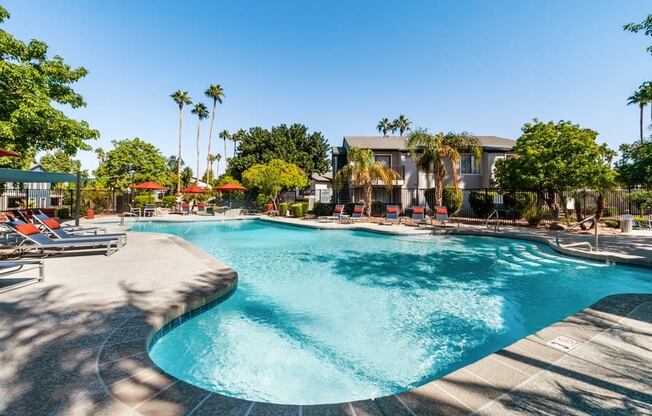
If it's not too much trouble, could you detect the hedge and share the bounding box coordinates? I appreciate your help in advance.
[290,203,304,217]
[279,202,291,216]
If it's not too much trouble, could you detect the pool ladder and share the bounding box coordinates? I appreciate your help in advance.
[486,209,500,231]
[555,215,598,252]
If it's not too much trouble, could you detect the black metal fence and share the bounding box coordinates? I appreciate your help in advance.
[334,187,652,224]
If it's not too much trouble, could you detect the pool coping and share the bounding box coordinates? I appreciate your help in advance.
[95,218,652,415]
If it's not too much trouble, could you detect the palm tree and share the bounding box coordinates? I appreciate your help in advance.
[170,90,192,192]
[204,84,225,183]
[376,118,392,137]
[219,130,230,164]
[211,153,222,179]
[335,147,400,217]
[230,134,239,157]
[191,103,210,183]
[407,128,481,206]
[627,82,652,143]
[392,115,412,136]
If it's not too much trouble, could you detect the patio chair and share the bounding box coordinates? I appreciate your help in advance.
[33,210,107,235]
[196,203,212,216]
[410,207,430,226]
[143,204,156,217]
[318,204,345,222]
[129,204,141,217]
[434,206,451,226]
[10,209,31,223]
[0,259,44,294]
[381,205,400,225]
[6,221,123,256]
[350,205,365,222]
[32,214,126,244]
[181,202,191,215]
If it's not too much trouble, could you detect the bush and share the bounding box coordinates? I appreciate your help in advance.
[371,200,386,216]
[134,195,151,209]
[161,195,177,208]
[313,203,335,216]
[442,186,463,215]
[301,202,309,214]
[290,203,304,217]
[603,219,619,228]
[56,208,70,219]
[503,192,536,219]
[469,190,497,218]
[524,205,545,226]
[629,190,652,212]
[279,202,291,216]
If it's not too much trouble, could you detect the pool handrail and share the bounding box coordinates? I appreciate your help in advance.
[556,215,597,252]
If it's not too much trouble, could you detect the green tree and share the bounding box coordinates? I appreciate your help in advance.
[39,151,87,177]
[407,128,481,206]
[376,118,392,137]
[616,141,652,188]
[392,115,412,136]
[0,5,99,168]
[204,84,225,183]
[170,90,192,192]
[627,82,652,143]
[226,124,329,180]
[94,138,171,190]
[242,159,309,209]
[493,120,616,217]
[623,14,652,55]
[335,147,401,217]
[191,103,209,181]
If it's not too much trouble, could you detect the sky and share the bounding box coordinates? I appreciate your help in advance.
[4,0,651,173]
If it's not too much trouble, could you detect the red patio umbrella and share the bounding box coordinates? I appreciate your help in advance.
[179,184,208,194]
[132,181,167,190]
[214,183,247,192]
[214,183,247,207]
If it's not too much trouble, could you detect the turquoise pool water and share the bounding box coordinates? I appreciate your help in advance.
[134,220,652,405]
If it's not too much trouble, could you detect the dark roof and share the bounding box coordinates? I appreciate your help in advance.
[342,135,515,152]
[0,168,78,183]
[311,171,333,182]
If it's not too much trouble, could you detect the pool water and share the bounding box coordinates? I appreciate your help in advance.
[134,220,652,405]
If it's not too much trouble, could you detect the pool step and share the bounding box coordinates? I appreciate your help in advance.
[497,244,608,269]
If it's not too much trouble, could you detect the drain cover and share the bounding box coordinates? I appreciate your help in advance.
[547,336,581,352]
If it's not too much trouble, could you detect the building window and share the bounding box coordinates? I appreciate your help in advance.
[374,155,391,166]
[460,154,481,175]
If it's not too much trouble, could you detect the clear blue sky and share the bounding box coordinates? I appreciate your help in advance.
[4,0,651,172]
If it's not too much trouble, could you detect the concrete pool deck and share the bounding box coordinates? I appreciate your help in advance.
[0,215,650,415]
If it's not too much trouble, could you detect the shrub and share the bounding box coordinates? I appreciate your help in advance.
[290,203,304,217]
[313,203,334,216]
[371,200,386,216]
[503,192,536,219]
[629,190,652,212]
[603,219,619,228]
[134,195,151,209]
[469,190,497,218]
[442,186,463,215]
[160,195,177,208]
[301,202,309,214]
[279,202,291,216]
[524,205,545,226]
[56,208,70,219]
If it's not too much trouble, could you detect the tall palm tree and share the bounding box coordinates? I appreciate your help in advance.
[219,130,230,164]
[191,103,209,182]
[230,134,239,157]
[211,153,222,179]
[376,118,392,137]
[170,90,192,192]
[392,115,412,136]
[204,84,225,183]
[335,147,400,217]
[407,128,481,206]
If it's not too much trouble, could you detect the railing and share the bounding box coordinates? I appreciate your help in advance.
[485,209,500,231]
[555,215,598,252]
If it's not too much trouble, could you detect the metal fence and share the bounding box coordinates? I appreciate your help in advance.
[334,187,652,223]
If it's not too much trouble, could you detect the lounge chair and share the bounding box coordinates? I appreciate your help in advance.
[7,221,123,256]
[434,206,450,226]
[350,205,365,222]
[32,214,126,244]
[379,205,400,225]
[10,209,30,223]
[318,204,345,222]
[410,207,430,226]
[129,204,141,217]
[181,202,191,215]
[0,259,45,294]
[196,203,213,216]
[143,204,156,217]
[33,210,106,235]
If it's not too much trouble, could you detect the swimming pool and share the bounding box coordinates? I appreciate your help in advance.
[134,219,652,405]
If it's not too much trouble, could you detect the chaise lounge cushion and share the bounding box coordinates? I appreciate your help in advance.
[43,219,61,229]
[16,223,40,235]
[386,207,398,213]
